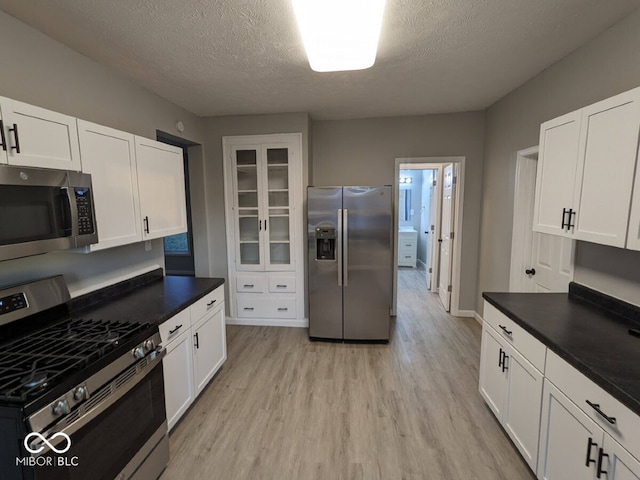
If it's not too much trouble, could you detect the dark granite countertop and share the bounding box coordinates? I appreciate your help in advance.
[482,284,640,417]
[68,268,225,325]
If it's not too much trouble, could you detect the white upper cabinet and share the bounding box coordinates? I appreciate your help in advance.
[0,97,81,171]
[135,137,187,240]
[533,111,582,237]
[77,120,142,251]
[533,87,640,248]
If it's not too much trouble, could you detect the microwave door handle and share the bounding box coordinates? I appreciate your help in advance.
[60,187,78,236]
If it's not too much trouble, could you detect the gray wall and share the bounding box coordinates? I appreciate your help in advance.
[200,113,311,309]
[479,9,640,312]
[0,10,207,296]
[312,113,485,312]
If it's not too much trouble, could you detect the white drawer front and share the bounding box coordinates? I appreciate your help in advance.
[237,297,296,319]
[191,285,225,322]
[159,308,191,345]
[268,277,296,293]
[546,349,640,461]
[236,276,266,293]
[399,240,417,249]
[483,301,546,372]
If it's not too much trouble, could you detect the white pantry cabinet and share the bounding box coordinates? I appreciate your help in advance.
[160,286,226,431]
[135,136,187,240]
[478,302,545,472]
[223,133,306,325]
[77,120,142,251]
[0,96,81,170]
[533,87,640,248]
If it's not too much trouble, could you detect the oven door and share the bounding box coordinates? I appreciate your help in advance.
[31,350,168,480]
[0,167,74,261]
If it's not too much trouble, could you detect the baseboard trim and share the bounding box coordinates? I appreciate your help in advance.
[225,317,308,328]
[455,310,476,318]
[474,312,483,325]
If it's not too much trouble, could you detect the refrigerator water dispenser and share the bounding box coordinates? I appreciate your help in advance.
[315,227,336,260]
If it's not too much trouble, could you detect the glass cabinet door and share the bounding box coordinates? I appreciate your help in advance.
[233,147,262,268]
[264,147,293,269]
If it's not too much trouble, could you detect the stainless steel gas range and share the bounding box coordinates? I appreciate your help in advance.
[0,276,169,480]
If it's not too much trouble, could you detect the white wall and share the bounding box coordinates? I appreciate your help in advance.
[312,113,485,312]
[0,10,207,295]
[479,8,640,312]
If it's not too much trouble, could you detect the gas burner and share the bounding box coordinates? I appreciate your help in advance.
[105,331,120,345]
[20,371,48,390]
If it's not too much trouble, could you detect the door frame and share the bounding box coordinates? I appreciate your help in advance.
[393,156,466,317]
[509,146,539,292]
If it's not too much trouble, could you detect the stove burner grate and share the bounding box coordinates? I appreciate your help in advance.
[0,317,148,403]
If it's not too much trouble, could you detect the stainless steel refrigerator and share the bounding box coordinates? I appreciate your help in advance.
[308,186,392,341]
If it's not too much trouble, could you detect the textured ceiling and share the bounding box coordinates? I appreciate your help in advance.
[0,0,638,120]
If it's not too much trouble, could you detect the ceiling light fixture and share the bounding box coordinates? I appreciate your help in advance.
[292,0,386,73]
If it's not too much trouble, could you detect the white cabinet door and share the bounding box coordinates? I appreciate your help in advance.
[533,111,582,236]
[603,433,640,480]
[0,97,81,171]
[538,379,603,480]
[135,137,187,240]
[478,324,508,419]
[77,120,142,251]
[163,329,194,431]
[502,344,544,472]
[572,89,640,247]
[192,303,226,396]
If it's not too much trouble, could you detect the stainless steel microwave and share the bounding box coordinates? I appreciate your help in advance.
[0,165,98,261]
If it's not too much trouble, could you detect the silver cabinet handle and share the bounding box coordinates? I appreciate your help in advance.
[277,307,288,311]
[343,209,349,286]
[276,284,287,288]
[243,284,254,288]
[337,208,343,286]
[243,307,254,311]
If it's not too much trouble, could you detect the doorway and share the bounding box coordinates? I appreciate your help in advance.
[509,146,574,292]
[393,157,465,316]
[157,132,196,276]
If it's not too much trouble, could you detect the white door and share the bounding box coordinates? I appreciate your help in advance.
[478,325,507,420]
[438,164,455,311]
[510,152,574,293]
[192,305,226,396]
[163,329,194,431]
[428,168,440,291]
[420,170,431,280]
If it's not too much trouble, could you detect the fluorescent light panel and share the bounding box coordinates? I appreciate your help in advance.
[292,0,386,72]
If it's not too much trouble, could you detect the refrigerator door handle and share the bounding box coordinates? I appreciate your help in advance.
[337,209,343,286]
[343,209,349,287]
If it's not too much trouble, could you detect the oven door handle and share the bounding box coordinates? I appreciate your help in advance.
[30,347,166,456]
[60,186,78,237]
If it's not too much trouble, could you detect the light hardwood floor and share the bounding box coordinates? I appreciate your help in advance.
[161,268,535,480]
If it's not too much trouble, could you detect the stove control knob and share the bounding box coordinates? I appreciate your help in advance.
[144,340,155,352]
[53,399,70,416]
[132,346,145,359]
[73,386,88,401]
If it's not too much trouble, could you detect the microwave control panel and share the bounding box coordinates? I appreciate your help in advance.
[75,188,95,235]
[0,292,27,316]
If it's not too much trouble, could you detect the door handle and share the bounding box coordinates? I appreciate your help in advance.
[525,268,536,276]
[585,437,597,467]
[343,209,349,287]
[337,208,343,286]
[0,120,6,151]
[437,238,443,243]
[8,123,20,153]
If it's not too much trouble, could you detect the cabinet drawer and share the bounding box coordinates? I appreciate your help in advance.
[268,277,296,293]
[236,276,266,293]
[237,297,296,319]
[191,286,225,322]
[546,349,640,461]
[483,301,546,372]
[399,240,416,249]
[159,308,191,345]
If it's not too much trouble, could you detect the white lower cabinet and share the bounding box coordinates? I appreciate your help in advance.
[161,285,226,431]
[163,329,194,431]
[603,433,640,480]
[479,321,543,472]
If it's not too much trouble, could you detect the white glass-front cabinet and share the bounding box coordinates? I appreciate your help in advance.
[223,133,305,325]
[231,143,295,271]
[0,96,81,170]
